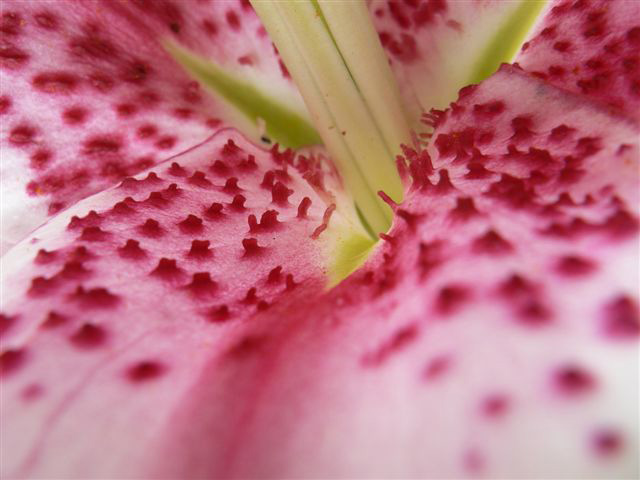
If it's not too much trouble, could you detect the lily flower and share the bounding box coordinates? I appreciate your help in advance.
[1,0,638,478]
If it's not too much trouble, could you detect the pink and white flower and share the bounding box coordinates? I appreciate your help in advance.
[1,1,638,478]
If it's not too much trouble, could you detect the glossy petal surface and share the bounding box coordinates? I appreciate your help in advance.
[516,0,640,120]
[151,66,639,479]
[0,130,344,478]
[2,66,638,478]
[0,0,305,252]
[369,0,547,122]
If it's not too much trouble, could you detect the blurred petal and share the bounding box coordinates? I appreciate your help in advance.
[0,129,359,478]
[369,0,547,122]
[0,0,309,252]
[150,66,639,479]
[2,65,638,478]
[515,0,640,121]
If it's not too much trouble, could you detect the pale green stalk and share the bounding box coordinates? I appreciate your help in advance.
[251,0,410,235]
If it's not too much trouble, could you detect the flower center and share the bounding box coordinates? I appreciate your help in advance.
[252,0,411,235]
[165,0,550,283]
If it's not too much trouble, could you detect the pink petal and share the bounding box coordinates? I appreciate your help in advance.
[516,0,640,121]
[368,0,545,120]
[0,129,340,477]
[0,0,299,251]
[2,66,638,477]
[149,66,639,479]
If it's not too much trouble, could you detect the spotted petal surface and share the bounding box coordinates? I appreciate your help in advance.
[516,0,640,121]
[369,0,547,123]
[2,63,638,478]
[151,65,639,479]
[0,0,305,252]
[0,130,348,478]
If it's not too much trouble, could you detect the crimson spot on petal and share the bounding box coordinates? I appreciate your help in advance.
[210,160,229,176]
[0,95,11,114]
[267,266,282,284]
[0,45,29,69]
[57,260,91,280]
[188,240,213,260]
[35,248,57,265]
[126,361,166,383]
[285,274,297,291]
[0,349,27,377]
[223,177,240,193]
[592,429,624,457]
[79,226,110,242]
[156,136,176,150]
[555,255,597,276]
[518,300,552,327]
[207,305,230,323]
[168,162,187,177]
[63,107,89,125]
[188,171,212,188]
[297,197,312,218]
[72,287,120,309]
[602,295,639,339]
[28,276,57,297]
[33,71,79,94]
[472,230,513,255]
[34,11,59,30]
[481,394,510,418]
[122,60,152,84]
[42,311,68,329]
[118,239,146,260]
[185,272,218,297]
[362,325,419,367]
[178,215,204,234]
[271,181,293,205]
[473,100,505,117]
[116,103,138,117]
[9,124,36,145]
[553,365,596,396]
[242,238,263,256]
[70,324,107,349]
[139,219,164,238]
[111,200,136,216]
[0,313,17,337]
[21,383,44,402]
[549,124,575,142]
[226,10,241,30]
[205,202,224,219]
[450,197,479,221]
[150,258,185,281]
[422,355,452,380]
[226,335,266,359]
[1,12,23,37]
[83,136,122,155]
[435,285,471,315]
